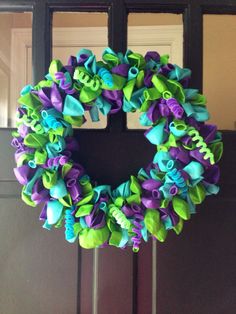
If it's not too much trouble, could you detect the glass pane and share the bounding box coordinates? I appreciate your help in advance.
[0,12,32,127]
[127,13,183,129]
[52,12,108,129]
[203,15,236,130]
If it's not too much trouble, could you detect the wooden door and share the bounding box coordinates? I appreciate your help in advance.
[0,1,236,314]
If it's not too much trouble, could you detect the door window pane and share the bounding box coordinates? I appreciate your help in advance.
[203,15,236,130]
[52,12,108,128]
[127,13,183,129]
[0,12,32,127]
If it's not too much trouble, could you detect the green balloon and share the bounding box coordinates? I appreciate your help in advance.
[79,226,110,249]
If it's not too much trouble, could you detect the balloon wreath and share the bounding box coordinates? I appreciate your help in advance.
[12,48,223,252]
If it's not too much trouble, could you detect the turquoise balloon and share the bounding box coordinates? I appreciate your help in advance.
[183,161,204,180]
[145,120,166,145]
[76,49,95,73]
[139,112,152,126]
[46,137,66,158]
[123,49,133,63]
[169,64,191,81]
[46,200,64,225]
[128,66,139,81]
[141,224,148,242]
[99,202,108,213]
[193,105,210,122]
[205,184,219,195]
[138,168,150,180]
[118,229,129,248]
[25,168,43,195]
[89,105,99,122]
[84,54,97,74]
[184,88,198,99]
[169,121,188,137]
[77,48,92,60]
[43,220,52,230]
[153,151,172,172]
[113,180,131,198]
[159,182,173,199]
[102,47,117,58]
[145,59,159,71]
[150,169,162,181]
[98,67,114,88]
[123,87,145,112]
[20,84,33,95]
[93,185,112,203]
[95,96,111,115]
[191,178,204,187]
[63,95,85,116]
[50,178,67,199]
[80,217,88,228]
[186,194,196,214]
[182,102,209,122]
[163,216,173,230]
[43,107,63,119]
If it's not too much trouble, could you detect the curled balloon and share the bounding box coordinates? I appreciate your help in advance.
[188,127,215,165]
[109,205,131,229]
[169,120,187,137]
[98,67,113,88]
[130,204,144,252]
[166,98,184,119]
[167,168,188,196]
[64,208,76,243]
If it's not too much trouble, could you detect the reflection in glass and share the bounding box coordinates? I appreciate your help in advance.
[0,12,32,127]
[203,15,236,130]
[127,13,183,129]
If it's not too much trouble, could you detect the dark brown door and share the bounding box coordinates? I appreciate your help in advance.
[0,1,236,314]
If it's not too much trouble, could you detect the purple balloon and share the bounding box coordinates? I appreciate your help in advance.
[159,206,179,226]
[144,70,154,87]
[39,203,47,220]
[159,100,170,117]
[142,179,162,191]
[85,205,106,229]
[37,87,52,108]
[32,179,49,204]
[145,51,160,63]
[112,64,129,77]
[67,55,77,67]
[158,63,174,76]
[77,53,89,65]
[199,124,217,144]
[204,165,220,184]
[190,149,211,167]
[14,165,36,185]
[141,196,160,209]
[147,102,160,123]
[169,146,190,164]
[51,83,63,112]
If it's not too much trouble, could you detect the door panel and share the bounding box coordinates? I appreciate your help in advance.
[0,184,78,314]
[97,248,134,314]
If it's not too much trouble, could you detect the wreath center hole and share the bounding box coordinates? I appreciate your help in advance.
[73,131,155,187]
